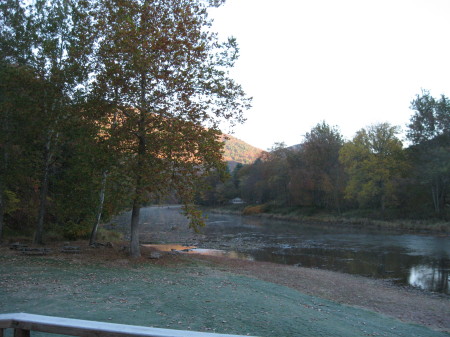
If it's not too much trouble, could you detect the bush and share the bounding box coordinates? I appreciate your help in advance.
[96,228,123,242]
[243,205,266,215]
[63,222,91,240]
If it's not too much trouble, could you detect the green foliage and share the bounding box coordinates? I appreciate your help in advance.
[0,0,250,250]
[3,190,20,215]
[63,222,91,241]
[96,227,123,242]
[408,90,450,144]
[92,0,250,256]
[211,117,447,222]
[42,223,65,242]
[407,91,450,217]
[297,122,344,211]
[339,123,408,211]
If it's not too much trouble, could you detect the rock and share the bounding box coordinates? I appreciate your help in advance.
[61,245,81,254]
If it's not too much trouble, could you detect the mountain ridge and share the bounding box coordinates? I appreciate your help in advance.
[221,134,264,166]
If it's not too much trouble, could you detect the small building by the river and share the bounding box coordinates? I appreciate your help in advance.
[230,197,245,204]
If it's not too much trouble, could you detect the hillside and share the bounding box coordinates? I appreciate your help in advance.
[222,134,264,165]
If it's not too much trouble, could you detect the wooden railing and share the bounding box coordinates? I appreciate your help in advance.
[0,313,256,337]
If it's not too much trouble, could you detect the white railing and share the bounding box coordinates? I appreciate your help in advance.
[0,313,256,337]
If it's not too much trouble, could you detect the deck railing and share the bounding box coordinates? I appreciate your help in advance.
[0,313,256,337]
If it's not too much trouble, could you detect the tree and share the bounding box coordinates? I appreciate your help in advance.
[0,63,42,240]
[261,143,290,204]
[1,0,96,243]
[94,0,250,257]
[301,122,344,212]
[238,158,266,204]
[339,123,408,212]
[407,91,450,216]
[407,90,450,144]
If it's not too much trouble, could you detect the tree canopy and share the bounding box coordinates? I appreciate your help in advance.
[0,0,251,253]
[339,123,408,212]
[407,91,450,215]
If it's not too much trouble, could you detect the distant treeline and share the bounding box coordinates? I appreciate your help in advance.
[198,91,450,221]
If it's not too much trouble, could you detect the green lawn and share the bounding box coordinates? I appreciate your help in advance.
[0,254,448,337]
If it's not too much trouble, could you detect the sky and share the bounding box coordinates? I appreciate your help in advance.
[209,0,450,150]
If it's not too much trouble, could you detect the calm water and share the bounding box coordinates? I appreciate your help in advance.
[113,206,450,294]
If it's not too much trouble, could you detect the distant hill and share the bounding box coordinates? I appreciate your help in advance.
[221,135,264,167]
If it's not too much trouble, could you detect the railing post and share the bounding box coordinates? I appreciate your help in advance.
[14,329,30,337]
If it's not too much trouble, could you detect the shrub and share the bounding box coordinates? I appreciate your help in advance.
[96,228,123,242]
[243,205,266,215]
[63,222,91,240]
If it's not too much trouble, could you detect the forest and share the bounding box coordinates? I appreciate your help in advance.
[0,0,251,256]
[199,91,450,222]
[1,1,448,253]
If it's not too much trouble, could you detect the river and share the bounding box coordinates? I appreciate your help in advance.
[111,206,450,295]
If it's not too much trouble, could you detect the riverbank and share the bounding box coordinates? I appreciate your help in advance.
[204,205,450,234]
[0,243,449,336]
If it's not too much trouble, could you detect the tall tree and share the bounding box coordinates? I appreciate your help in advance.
[238,158,266,204]
[94,0,250,257]
[31,0,95,243]
[261,143,290,204]
[301,122,344,211]
[407,91,450,216]
[0,63,44,240]
[0,0,35,240]
[1,0,96,243]
[339,123,408,212]
[407,90,450,143]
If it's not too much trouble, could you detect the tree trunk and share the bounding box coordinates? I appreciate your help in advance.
[89,170,108,245]
[0,186,4,242]
[128,72,148,258]
[130,197,141,258]
[431,181,440,215]
[34,137,52,244]
[0,108,10,242]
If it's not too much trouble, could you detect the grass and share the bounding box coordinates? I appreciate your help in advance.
[0,249,448,337]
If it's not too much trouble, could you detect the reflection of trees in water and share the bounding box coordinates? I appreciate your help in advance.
[409,258,449,293]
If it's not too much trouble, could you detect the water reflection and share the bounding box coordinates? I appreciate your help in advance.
[144,244,196,251]
[186,248,254,260]
[409,260,449,293]
[142,244,254,260]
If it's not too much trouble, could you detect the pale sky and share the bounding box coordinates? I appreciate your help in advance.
[209,0,450,150]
